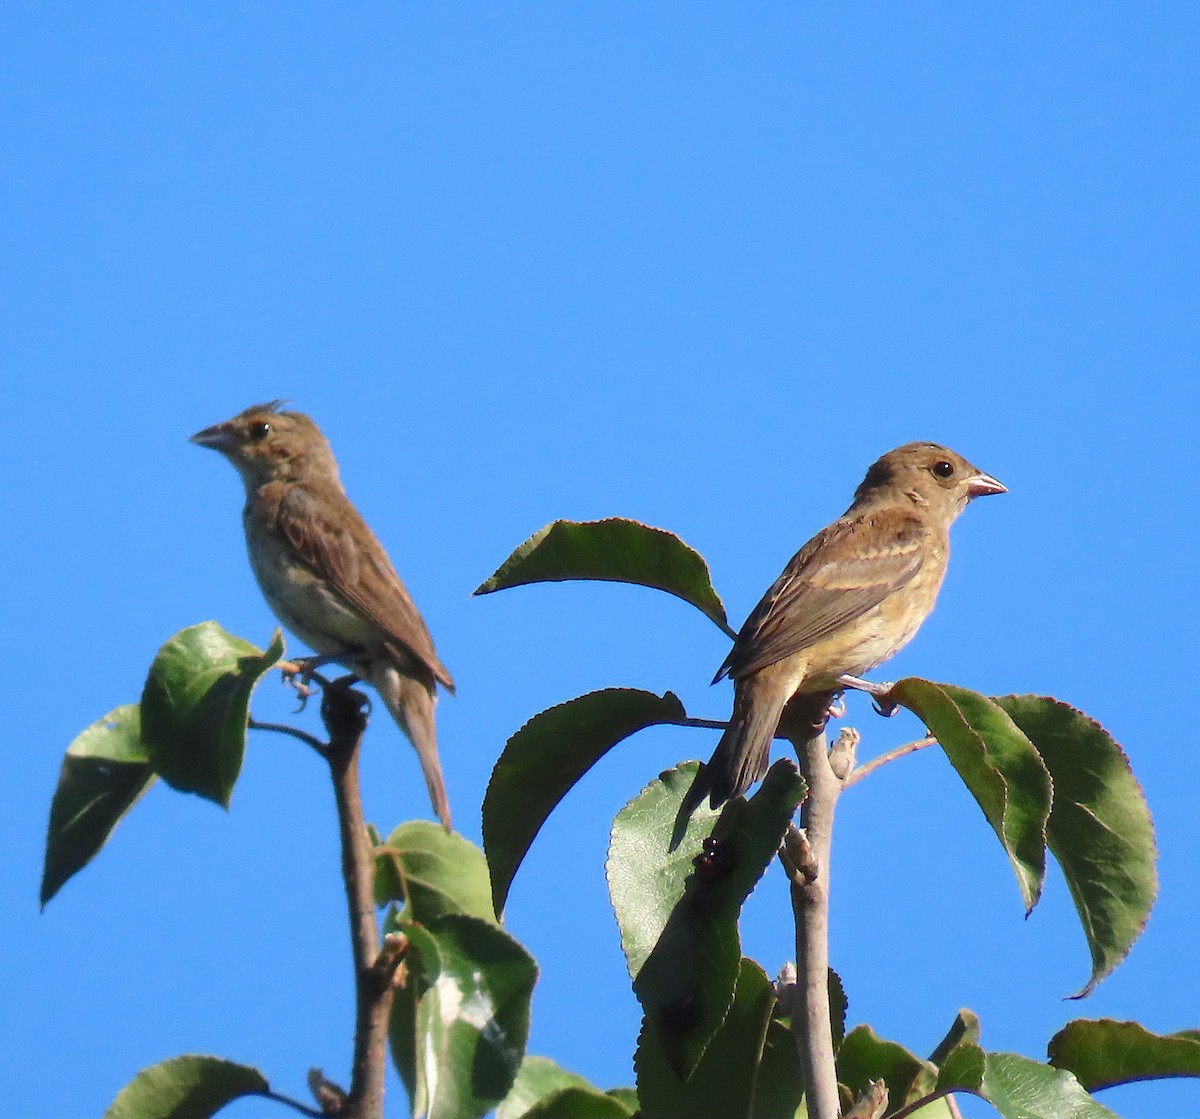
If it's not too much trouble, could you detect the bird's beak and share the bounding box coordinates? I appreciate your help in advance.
[966,471,1006,498]
[189,423,234,452]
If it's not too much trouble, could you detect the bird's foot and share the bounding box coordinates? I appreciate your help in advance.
[827,693,847,720]
[836,674,900,717]
[282,654,346,712]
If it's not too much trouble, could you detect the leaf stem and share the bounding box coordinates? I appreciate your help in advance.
[257,1090,328,1118]
[674,716,733,732]
[320,679,392,1119]
[673,715,823,743]
[247,717,328,754]
[886,1090,963,1119]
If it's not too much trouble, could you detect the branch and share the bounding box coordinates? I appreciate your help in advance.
[320,678,392,1119]
[842,736,935,789]
[780,692,842,1119]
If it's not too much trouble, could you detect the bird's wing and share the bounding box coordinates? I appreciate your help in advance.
[275,484,455,691]
[714,508,928,682]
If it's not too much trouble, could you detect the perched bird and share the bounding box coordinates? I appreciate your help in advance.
[190,402,456,829]
[689,442,1004,810]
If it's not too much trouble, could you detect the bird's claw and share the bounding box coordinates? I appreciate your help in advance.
[871,695,900,718]
[282,655,334,712]
[282,667,315,714]
[837,674,899,717]
[282,654,365,715]
[827,693,847,720]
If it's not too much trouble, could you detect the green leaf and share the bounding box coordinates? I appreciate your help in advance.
[636,958,783,1119]
[836,1026,936,1111]
[1048,1019,1200,1091]
[828,967,848,1050]
[484,688,688,917]
[974,1052,1117,1118]
[140,623,284,807]
[994,696,1156,996]
[41,705,156,906]
[474,518,733,636]
[935,1041,988,1094]
[512,1087,633,1119]
[610,760,805,1079]
[375,820,495,924]
[930,1041,1118,1119]
[101,1055,268,1119]
[606,1087,639,1111]
[390,913,538,1119]
[497,1057,630,1119]
[905,1100,958,1119]
[607,760,719,982]
[753,996,807,1119]
[888,679,1051,914]
[928,1009,981,1066]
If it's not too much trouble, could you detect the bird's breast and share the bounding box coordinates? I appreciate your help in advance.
[242,512,382,657]
[798,563,946,690]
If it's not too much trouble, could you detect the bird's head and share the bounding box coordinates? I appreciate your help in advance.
[190,401,339,491]
[853,442,1006,520]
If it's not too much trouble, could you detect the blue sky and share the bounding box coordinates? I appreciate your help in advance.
[4,5,1198,1117]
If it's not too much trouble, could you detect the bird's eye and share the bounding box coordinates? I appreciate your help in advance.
[931,460,955,479]
[248,421,271,442]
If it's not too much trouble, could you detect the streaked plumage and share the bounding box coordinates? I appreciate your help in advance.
[690,442,1004,810]
[191,402,455,829]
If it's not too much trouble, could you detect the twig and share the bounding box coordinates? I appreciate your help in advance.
[842,736,935,789]
[782,693,842,1119]
[370,931,409,986]
[321,678,391,1119]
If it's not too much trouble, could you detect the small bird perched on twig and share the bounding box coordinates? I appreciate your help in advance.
[687,441,1005,812]
[190,402,456,830]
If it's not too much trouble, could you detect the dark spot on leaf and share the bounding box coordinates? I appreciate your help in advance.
[659,990,703,1034]
[692,836,736,881]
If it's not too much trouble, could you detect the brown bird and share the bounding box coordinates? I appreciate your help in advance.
[190,402,456,829]
[690,442,1005,810]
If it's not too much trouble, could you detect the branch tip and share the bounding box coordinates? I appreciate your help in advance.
[306,1069,348,1116]
[828,726,860,779]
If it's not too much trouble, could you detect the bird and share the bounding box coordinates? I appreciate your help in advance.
[190,401,456,829]
[688,441,1005,811]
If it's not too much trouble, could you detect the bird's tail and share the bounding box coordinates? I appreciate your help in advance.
[684,676,789,815]
[370,663,452,832]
